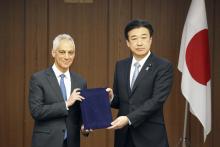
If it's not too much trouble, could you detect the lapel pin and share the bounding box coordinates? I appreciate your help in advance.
[145,64,152,71]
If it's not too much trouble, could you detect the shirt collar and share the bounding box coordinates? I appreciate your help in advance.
[131,51,151,67]
[52,64,70,80]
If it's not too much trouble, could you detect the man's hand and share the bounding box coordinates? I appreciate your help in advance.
[107,116,129,129]
[106,88,114,102]
[80,125,92,137]
[66,88,84,108]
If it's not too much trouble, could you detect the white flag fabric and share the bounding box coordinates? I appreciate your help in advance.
[178,0,211,141]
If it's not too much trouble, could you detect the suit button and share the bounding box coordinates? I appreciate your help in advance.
[62,129,65,132]
[130,108,135,111]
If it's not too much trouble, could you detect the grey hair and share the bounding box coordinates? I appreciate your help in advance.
[52,34,75,50]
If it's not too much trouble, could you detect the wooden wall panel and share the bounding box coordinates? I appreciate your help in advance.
[0,0,25,147]
[24,1,49,147]
[213,0,220,146]
[108,0,132,82]
[49,0,108,88]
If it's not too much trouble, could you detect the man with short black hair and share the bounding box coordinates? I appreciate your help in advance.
[107,19,173,147]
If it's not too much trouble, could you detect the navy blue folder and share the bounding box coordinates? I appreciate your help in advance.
[80,88,112,130]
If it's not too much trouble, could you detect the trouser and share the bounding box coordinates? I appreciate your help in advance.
[63,139,67,147]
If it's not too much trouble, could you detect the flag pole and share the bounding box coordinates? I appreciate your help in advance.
[182,100,189,147]
[177,100,190,147]
[176,100,191,147]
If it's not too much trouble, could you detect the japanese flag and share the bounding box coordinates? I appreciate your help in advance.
[178,0,211,141]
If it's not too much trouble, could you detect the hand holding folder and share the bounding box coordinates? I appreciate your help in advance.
[80,88,112,130]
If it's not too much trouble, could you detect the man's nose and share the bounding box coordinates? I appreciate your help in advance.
[137,39,143,46]
[64,52,69,58]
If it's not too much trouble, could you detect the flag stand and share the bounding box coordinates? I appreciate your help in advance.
[177,101,191,147]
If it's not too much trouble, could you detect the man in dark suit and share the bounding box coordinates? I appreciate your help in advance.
[107,19,173,147]
[28,34,87,147]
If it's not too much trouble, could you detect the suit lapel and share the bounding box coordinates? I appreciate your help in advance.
[125,58,132,95]
[46,67,64,101]
[70,72,75,93]
[130,54,154,95]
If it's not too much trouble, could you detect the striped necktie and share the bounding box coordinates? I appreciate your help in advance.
[60,74,67,139]
[131,62,140,89]
[60,74,67,101]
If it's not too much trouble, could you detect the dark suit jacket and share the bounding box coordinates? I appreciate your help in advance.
[29,67,86,147]
[111,53,173,147]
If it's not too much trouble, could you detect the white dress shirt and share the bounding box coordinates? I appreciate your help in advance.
[52,64,71,100]
[130,51,151,87]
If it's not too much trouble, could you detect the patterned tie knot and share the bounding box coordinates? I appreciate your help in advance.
[134,62,140,69]
[131,62,141,89]
[60,74,65,79]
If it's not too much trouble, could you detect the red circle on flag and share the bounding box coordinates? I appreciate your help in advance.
[185,29,210,85]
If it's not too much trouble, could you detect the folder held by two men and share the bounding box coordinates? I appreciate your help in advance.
[80,88,112,130]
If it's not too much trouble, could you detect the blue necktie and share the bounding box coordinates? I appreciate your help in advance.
[60,74,67,139]
[131,62,140,89]
[60,74,67,101]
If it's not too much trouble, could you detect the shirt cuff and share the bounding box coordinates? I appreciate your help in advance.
[65,102,69,110]
[127,117,132,125]
[110,94,114,103]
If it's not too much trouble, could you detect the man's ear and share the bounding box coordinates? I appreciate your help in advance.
[126,40,130,48]
[149,37,152,44]
[51,49,55,58]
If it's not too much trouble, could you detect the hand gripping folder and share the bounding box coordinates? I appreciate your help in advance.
[80,88,112,130]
